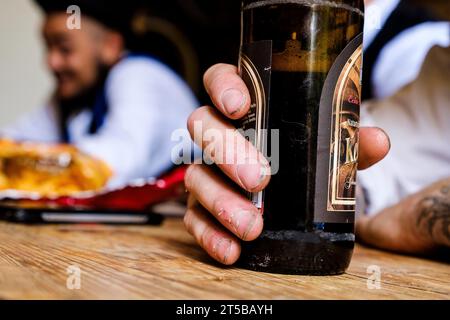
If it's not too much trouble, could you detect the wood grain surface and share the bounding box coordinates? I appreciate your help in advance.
[0,218,448,300]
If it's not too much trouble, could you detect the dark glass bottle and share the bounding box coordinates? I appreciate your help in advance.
[237,0,364,275]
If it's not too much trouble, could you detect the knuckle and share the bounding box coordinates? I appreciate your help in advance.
[183,210,193,234]
[187,106,207,132]
[205,64,239,91]
[212,197,225,218]
[184,164,200,192]
[198,224,210,249]
[204,64,228,87]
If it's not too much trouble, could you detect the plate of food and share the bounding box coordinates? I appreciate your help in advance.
[0,139,187,222]
[0,139,112,198]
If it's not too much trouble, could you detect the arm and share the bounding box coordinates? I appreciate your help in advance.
[356,178,450,254]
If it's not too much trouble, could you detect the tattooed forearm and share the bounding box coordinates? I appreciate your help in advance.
[417,185,450,246]
[356,179,450,255]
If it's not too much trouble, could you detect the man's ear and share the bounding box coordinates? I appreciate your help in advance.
[100,31,124,66]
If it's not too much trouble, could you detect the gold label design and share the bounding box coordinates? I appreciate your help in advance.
[240,54,267,209]
[238,41,272,210]
[327,45,362,212]
[240,54,267,152]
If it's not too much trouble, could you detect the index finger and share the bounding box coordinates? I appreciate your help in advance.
[203,64,251,120]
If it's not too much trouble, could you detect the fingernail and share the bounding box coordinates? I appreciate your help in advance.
[236,161,269,191]
[233,210,259,241]
[222,239,233,264]
[212,237,224,259]
[221,88,245,116]
[213,237,233,264]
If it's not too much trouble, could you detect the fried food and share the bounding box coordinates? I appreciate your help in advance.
[0,139,112,197]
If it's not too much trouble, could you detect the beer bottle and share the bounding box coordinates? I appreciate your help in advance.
[237,0,364,275]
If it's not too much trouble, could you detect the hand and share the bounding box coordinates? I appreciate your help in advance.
[184,64,391,265]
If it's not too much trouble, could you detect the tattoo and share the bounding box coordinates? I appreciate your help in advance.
[417,185,450,245]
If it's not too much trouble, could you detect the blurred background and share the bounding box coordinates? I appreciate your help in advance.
[0,0,449,127]
[0,0,241,127]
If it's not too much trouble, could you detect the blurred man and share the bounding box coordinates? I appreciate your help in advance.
[0,0,198,187]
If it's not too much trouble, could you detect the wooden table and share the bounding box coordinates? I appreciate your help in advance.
[0,218,448,300]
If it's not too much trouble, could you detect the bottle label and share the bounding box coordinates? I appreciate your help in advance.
[328,45,362,211]
[315,33,363,223]
[238,40,272,209]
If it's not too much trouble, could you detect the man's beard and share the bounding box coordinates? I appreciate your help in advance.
[57,63,111,115]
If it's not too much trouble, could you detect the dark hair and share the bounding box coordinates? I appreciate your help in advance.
[34,0,136,38]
